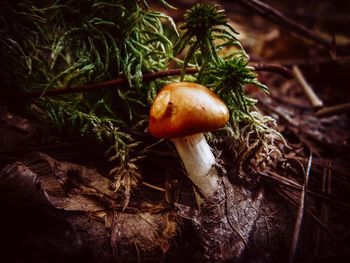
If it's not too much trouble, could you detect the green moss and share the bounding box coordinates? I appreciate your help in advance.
[1,2,284,199]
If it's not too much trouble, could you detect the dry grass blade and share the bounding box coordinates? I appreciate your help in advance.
[260,171,350,211]
[308,190,350,211]
[288,152,312,263]
[313,158,350,178]
[292,65,323,108]
[314,160,332,256]
[274,186,336,241]
[259,171,302,190]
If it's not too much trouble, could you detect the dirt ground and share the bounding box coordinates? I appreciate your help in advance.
[1,0,350,262]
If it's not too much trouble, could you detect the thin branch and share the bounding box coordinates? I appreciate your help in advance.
[288,152,312,263]
[270,55,350,67]
[24,63,292,98]
[251,62,293,79]
[25,68,199,98]
[292,65,323,108]
[234,0,350,52]
[142,181,165,192]
[315,102,350,118]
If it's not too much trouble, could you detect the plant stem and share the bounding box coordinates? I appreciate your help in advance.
[25,63,292,98]
[25,68,199,98]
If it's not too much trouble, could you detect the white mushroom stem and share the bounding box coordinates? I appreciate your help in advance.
[171,133,220,199]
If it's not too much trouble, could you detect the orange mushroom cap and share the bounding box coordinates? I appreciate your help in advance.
[149,82,229,139]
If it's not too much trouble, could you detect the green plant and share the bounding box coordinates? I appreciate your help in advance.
[173,3,284,177]
[1,1,284,204]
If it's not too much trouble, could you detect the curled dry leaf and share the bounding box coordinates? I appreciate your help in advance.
[106,211,178,259]
[175,177,263,262]
[0,152,115,211]
[0,152,178,261]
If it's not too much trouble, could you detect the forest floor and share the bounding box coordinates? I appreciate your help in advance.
[1,0,350,262]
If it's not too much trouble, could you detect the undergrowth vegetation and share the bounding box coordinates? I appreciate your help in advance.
[0,1,284,204]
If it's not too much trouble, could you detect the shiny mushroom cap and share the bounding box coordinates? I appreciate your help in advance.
[149,82,229,139]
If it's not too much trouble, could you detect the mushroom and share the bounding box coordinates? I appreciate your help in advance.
[149,82,229,199]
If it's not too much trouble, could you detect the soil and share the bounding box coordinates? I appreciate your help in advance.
[1,0,350,262]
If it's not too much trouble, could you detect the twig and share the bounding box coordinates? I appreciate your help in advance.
[315,102,350,118]
[250,62,293,79]
[288,152,312,263]
[142,181,165,192]
[234,0,338,51]
[24,63,292,98]
[25,68,199,98]
[270,55,350,67]
[292,65,323,108]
